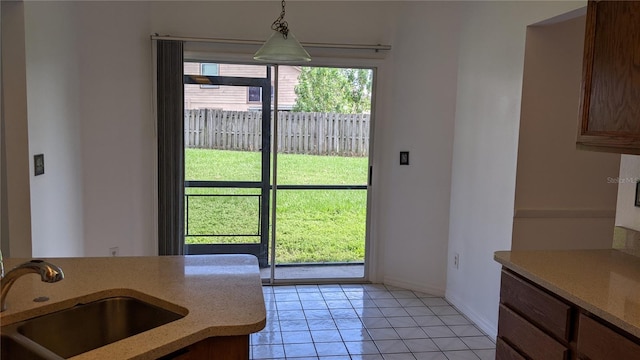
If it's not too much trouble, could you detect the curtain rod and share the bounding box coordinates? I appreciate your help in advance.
[151,34,391,51]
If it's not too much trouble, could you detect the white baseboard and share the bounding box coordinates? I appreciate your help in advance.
[446,292,497,339]
[382,276,445,297]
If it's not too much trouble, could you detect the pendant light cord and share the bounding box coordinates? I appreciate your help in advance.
[271,0,290,38]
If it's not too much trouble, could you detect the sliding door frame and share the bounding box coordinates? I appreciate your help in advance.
[158,46,380,282]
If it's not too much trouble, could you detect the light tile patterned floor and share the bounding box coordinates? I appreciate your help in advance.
[251,284,496,360]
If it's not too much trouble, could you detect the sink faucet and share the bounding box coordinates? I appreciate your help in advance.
[1,259,64,312]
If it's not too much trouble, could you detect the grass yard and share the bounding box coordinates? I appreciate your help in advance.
[185,149,368,263]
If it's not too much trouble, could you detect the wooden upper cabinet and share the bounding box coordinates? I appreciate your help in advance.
[577,0,640,153]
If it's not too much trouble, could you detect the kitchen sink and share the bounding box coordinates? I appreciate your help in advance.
[1,296,185,359]
[1,334,50,360]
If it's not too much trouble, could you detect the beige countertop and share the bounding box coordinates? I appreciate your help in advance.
[495,249,640,339]
[0,255,266,359]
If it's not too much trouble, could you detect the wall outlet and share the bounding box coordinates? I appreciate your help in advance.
[453,253,460,269]
[109,247,119,257]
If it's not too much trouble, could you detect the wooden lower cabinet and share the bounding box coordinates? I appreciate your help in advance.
[498,305,568,360]
[500,270,571,341]
[159,335,249,360]
[495,338,526,360]
[498,269,640,360]
[577,314,640,360]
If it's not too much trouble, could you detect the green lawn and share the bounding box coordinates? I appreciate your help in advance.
[184,149,368,263]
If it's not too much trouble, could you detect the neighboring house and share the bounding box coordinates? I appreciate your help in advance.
[183,62,300,111]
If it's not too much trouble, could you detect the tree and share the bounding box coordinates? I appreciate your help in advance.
[343,68,373,113]
[293,67,372,114]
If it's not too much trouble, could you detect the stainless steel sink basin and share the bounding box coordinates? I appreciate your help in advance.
[1,296,185,359]
[1,334,50,360]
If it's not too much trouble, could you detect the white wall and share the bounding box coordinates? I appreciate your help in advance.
[69,1,401,258]
[446,1,585,338]
[1,1,32,258]
[616,155,640,231]
[13,1,463,295]
[73,2,155,257]
[379,2,461,294]
[24,2,85,257]
[512,15,620,251]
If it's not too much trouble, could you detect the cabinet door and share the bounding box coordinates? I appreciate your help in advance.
[500,270,571,341]
[496,338,527,360]
[158,336,250,360]
[498,305,568,360]
[577,0,640,152]
[577,314,640,360]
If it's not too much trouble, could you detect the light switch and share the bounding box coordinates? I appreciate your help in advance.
[34,154,44,176]
[400,151,409,165]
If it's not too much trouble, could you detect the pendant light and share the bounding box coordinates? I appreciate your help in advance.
[254,0,311,63]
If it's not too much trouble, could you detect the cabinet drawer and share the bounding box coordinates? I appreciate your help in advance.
[500,270,571,340]
[498,304,568,360]
[577,313,640,360]
[496,337,526,360]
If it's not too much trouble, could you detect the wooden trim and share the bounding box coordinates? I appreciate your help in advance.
[577,141,640,155]
[577,134,640,150]
[513,209,616,219]
[577,0,598,139]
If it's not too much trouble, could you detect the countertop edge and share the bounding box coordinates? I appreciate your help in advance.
[494,250,640,340]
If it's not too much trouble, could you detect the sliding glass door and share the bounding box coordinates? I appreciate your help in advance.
[179,61,374,282]
[272,66,372,280]
[183,64,272,267]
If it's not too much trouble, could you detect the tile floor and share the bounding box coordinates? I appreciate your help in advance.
[252,284,496,360]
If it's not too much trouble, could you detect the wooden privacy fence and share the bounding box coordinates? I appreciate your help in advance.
[185,109,370,156]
